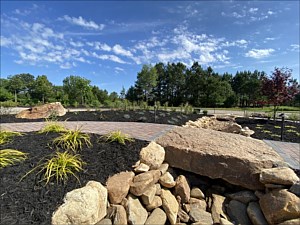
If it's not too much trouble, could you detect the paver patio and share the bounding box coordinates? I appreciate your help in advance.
[1,121,299,170]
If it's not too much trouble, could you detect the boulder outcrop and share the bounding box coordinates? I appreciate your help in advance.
[156,127,284,190]
[16,102,66,119]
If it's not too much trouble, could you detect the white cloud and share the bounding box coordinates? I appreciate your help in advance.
[290,44,300,52]
[267,10,275,15]
[249,8,258,13]
[113,44,133,57]
[0,36,12,46]
[245,48,275,59]
[114,67,125,73]
[70,41,84,47]
[61,15,105,30]
[92,52,127,64]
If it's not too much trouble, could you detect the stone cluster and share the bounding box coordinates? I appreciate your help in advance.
[183,116,255,137]
[52,141,300,225]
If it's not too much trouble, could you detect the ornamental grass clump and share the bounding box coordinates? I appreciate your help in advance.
[0,130,23,145]
[0,149,27,168]
[22,151,85,185]
[103,130,134,145]
[38,122,66,134]
[53,127,92,152]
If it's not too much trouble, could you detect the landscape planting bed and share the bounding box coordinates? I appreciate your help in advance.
[236,117,300,143]
[0,132,148,225]
[0,110,201,126]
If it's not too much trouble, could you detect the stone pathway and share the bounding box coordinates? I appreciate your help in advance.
[264,140,300,170]
[1,121,299,170]
[0,121,176,142]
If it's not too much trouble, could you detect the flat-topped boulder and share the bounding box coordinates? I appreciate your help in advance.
[156,127,285,190]
[16,102,66,119]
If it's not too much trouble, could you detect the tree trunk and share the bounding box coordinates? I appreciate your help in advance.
[14,90,17,103]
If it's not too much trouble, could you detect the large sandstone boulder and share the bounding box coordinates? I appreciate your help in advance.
[16,102,66,119]
[52,181,107,225]
[156,127,284,190]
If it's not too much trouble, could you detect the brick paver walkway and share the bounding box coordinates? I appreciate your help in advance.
[264,140,300,170]
[0,121,176,141]
[1,121,299,170]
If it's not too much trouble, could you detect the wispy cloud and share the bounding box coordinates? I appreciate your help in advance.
[290,44,300,52]
[245,48,275,59]
[60,15,105,30]
[113,44,133,57]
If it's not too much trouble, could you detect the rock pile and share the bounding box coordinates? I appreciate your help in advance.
[184,116,255,137]
[52,141,300,225]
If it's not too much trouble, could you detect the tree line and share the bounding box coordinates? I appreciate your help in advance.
[127,62,299,108]
[0,62,299,109]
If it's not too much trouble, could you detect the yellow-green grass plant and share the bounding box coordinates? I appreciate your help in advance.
[53,127,92,152]
[22,151,85,185]
[103,130,134,145]
[38,121,66,134]
[0,130,23,145]
[0,149,27,168]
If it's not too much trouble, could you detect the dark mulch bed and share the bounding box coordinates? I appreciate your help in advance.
[236,117,300,143]
[0,110,201,126]
[0,132,149,225]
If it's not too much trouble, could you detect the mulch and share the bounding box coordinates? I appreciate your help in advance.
[0,132,148,225]
[236,117,300,143]
[0,110,202,126]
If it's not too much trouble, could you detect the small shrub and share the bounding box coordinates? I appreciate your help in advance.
[0,149,27,168]
[47,110,59,121]
[0,130,23,145]
[270,134,281,138]
[0,101,18,108]
[22,151,84,185]
[38,122,66,134]
[53,127,92,152]
[202,110,208,116]
[262,130,272,134]
[285,125,297,129]
[103,130,134,145]
[286,129,298,133]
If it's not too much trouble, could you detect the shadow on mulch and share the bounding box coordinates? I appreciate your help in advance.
[0,132,148,225]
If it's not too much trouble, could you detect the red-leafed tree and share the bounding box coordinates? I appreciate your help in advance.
[262,67,299,120]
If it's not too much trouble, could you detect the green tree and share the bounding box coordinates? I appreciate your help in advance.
[7,73,35,103]
[91,86,109,104]
[31,75,54,103]
[63,75,92,105]
[135,64,158,102]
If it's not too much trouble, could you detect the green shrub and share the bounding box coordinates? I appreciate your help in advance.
[53,127,92,152]
[0,149,27,168]
[0,100,18,107]
[103,130,134,145]
[202,110,208,116]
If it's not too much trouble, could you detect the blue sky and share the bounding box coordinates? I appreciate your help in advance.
[1,1,299,94]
